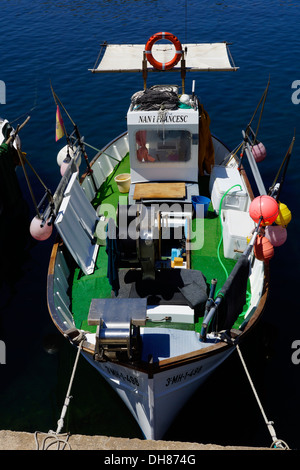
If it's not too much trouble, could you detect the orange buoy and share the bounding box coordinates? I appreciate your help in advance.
[254,235,274,262]
[275,202,292,227]
[249,195,279,226]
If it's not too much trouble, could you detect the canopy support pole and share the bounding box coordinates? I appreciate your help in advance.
[181,51,186,94]
[143,51,148,90]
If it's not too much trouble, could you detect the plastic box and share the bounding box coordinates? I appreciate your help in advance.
[221,209,255,259]
[209,166,249,214]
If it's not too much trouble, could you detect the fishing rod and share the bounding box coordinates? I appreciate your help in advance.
[16,146,40,218]
[9,106,37,126]
[22,153,54,224]
[6,116,40,218]
[6,115,55,223]
[269,131,295,201]
[238,77,270,171]
[252,75,270,146]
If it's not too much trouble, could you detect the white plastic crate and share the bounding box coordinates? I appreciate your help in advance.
[221,209,255,260]
[209,165,249,214]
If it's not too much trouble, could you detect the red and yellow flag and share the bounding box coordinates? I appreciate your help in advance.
[55,105,64,141]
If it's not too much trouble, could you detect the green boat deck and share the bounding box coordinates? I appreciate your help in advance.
[71,153,250,335]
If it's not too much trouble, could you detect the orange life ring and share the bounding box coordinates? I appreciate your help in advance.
[145,32,182,70]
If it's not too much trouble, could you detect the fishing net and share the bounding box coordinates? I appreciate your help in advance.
[131,85,179,111]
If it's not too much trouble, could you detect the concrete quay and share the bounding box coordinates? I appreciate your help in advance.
[0,430,271,451]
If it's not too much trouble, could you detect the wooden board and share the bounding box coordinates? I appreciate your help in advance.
[133,182,186,200]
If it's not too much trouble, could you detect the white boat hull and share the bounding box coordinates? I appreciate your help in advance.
[47,132,268,440]
[82,346,234,440]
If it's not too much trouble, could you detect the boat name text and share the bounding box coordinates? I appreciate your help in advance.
[104,365,139,386]
[138,114,188,124]
[165,366,202,387]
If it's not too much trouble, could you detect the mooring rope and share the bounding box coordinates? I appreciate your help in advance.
[35,333,86,450]
[236,344,289,449]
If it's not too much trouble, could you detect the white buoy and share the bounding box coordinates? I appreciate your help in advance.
[57,145,81,176]
[57,145,74,166]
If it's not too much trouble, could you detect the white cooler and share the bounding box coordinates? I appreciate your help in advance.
[221,209,255,260]
[209,166,249,214]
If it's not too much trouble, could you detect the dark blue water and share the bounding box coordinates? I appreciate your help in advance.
[0,0,300,449]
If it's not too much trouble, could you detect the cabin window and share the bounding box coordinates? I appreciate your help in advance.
[135,130,191,163]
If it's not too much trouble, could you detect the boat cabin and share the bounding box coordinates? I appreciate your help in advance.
[127,86,200,205]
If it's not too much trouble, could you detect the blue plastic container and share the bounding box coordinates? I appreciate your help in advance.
[191,195,211,218]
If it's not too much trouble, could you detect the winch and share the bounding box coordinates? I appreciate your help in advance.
[88,298,147,362]
[116,202,191,280]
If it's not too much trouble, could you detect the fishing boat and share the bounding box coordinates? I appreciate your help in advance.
[39,33,292,441]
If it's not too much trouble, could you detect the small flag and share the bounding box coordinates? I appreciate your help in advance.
[55,105,64,141]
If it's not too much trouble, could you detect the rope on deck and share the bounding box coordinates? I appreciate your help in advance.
[35,330,86,450]
[236,344,289,450]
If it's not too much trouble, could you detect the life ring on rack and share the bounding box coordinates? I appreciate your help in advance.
[145,32,183,70]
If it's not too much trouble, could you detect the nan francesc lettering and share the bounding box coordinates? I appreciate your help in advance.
[138,114,188,124]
